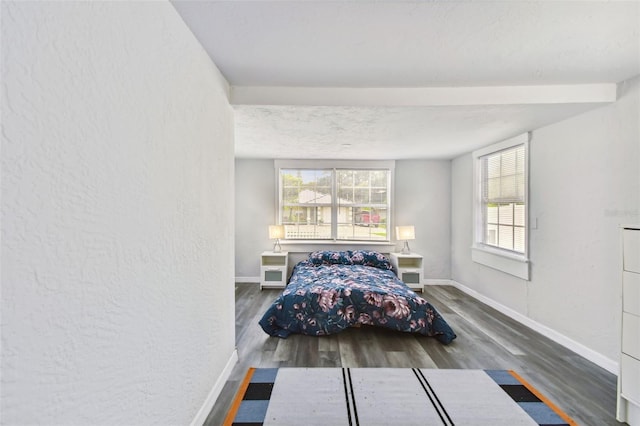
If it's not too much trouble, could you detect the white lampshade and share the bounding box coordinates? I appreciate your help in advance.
[396,226,415,241]
[269,225,285,239]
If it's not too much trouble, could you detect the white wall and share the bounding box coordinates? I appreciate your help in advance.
[395,160,451,279]
[235,159,451,280]
[451,75,640,366]
[1,2,235,425]
[235,159,276,279]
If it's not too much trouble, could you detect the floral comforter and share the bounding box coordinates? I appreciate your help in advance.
[258,252,456,344]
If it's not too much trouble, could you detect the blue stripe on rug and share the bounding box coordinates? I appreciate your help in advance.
[251,368,279,383]
[519,402,568,425]
[485,369,522,385]
[233,399,269,423]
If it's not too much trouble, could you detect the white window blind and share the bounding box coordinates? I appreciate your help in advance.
[480,144,526,253]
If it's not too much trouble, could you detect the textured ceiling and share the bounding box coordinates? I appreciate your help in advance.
[234,103,601,160]
[172,0,640,159]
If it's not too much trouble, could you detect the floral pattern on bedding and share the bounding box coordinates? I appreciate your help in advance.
[258,259,457,344]
[308,250,393,270]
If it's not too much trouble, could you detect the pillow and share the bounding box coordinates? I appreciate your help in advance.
[348,250,392,270]
[309,250,353,265]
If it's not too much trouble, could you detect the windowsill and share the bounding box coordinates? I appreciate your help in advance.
[471,245,530,280]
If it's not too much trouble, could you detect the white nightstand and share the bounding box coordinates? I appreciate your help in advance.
[260,251,289,290]
[389,252,423,292]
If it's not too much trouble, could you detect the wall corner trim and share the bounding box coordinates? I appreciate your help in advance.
[446,280,619,375]
[190,349,238,426]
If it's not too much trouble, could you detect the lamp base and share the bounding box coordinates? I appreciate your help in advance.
[272,240,282,253]
[401,241,411,254]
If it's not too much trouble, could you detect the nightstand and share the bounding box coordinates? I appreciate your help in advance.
[389,252,423,292]
[260,251,289,290]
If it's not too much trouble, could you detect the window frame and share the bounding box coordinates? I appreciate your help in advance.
[472,133,530,280]
[275,160,395,244]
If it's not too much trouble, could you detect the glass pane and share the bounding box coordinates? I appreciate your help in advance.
[282,206,304,224]
[483,146,525,203]
[338,170,353,186]
[487,177,500,200]
[501,149,517,176]
[283,187,300,203]
[487,204,498,224]
[299,189,331,204]
[370,170,387,187]
[517,174,525,199]
[487,156,501,179]
[337,206,351,224]
[316,206,330,225]
[281,169,302,185]
[354,188,369,203]
[338,188,354,203]
[353,208,367,226]
[500,175,517,199]
[376,208,387,225]
[516,146,525,174]
[371,189,387,204]
[498,203,514,225]
[498,225,514,250]
[285,224,331,239]
[338,224,356,240]
[315,170,332,187]
[514,203,525,227]
[514,227,526,253]
[337,223,387,240]
[353,208,380,226]
[486,224,498,246]
[354,170,369,186]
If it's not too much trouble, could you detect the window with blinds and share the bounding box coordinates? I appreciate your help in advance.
[480,144,526,253]
[471,134,529,279]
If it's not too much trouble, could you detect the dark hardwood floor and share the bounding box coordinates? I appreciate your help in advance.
[203,283,622,426]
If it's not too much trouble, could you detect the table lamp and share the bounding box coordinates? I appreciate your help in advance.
[396,225,415,254]
[269,225,285,253]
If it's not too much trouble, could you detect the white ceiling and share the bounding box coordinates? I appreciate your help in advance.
[172,0,640,160]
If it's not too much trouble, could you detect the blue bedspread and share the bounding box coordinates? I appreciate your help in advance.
[258,259,456,344]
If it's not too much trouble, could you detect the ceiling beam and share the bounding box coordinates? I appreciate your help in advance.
[231,84,617,107]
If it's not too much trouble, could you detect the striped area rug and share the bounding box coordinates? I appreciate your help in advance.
[223,368,577,426]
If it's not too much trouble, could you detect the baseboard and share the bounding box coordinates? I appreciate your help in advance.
[191,349,238,426]
[442,280,619,375]
[424,279,451,286]
[235,276,260,283]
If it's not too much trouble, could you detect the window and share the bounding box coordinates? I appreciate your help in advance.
[481,144,526,253]
[472,134,530,280]
[276,161,393,242]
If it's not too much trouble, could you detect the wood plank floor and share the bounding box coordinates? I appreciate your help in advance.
[203,284,622,426]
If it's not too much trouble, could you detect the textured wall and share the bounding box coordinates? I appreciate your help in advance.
[1,2,235,425]
[451,75,640,364]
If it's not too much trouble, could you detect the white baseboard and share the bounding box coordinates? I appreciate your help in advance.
[424,279,451,286]
[191,349,238,426]
[235,276,260,283]
[441,280,619,375]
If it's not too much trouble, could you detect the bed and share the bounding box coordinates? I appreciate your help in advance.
[258,250,456,344]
